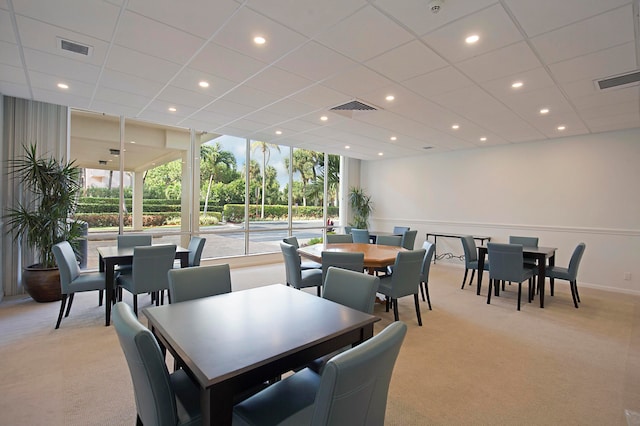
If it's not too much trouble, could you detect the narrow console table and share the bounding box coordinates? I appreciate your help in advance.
[425,232,491,263]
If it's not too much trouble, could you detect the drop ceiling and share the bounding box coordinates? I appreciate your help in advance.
[1,0,639,161]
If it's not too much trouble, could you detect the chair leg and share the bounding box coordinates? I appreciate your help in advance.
[469,270,476,287]
[570,281,579,308]
[64,294,75,317]
[393,299,399,322]
[574,281,581,303]
[425,283,432,310]
[133,295,138,316]
[385,297,390,312]
[461,269,469,289]
[487,279,493,304]
[550,279,555,296]
[414,294,422,326]
[99,290,103,307]
[317,286,321,297]
[517,283,522,311]
[55,295,68,329]
[420,282,426,302]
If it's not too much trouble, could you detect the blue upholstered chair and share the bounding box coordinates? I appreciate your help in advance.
[168,264,231,303]
[392,226,410,235]
[460,235,489,290]
[112,302,202,426]
[52,241,106,329]
[233,321,407,426]
[350,228,371,244]
[544,243,586,308]
[378,249,426,326]
[326,233,354,244]
[283,236,322,270]
[116,234,152,275]
[401,229,418,250]
[419,241,436,310]
[509,235,539,270]
[174,236,205,268]
[117,245,176,315]
[321,251,364,284]
[486,243,535,311]
[376,235,402,246]
[280,241,323,296]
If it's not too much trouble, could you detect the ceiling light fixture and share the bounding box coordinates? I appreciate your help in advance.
[465,34,479,44]
[378,152,384,156]
[254,36,266,45]
[386,95,395,101]
[199,81,209,88]
[540,108,550,114]
[320,116,328,121]
[390,136,397,141]
[480,137,487,142]
[275,130,282,135]
[345,145,350,149]
[557,125,566,131]
[57,83,69,89]
[511,81,523,88]
[451,124,459,130]
[168,107,177,112]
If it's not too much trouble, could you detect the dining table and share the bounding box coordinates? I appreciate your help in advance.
[476,245,557,308]
[142,284,378,426]
[367,230,403,244]
[297,242,406,275]
[97,244,190,326]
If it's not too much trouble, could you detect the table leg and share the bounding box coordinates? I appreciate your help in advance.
[105,260,114,326]
[538,254,545,308]
[432,235,437,264]
[477,249,486,296]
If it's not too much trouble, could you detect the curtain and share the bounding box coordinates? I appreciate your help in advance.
[1,96,68,298]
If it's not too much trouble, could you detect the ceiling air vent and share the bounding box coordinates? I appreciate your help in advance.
[596,70,640,90]
[109,149,120,156]
[57,37,93,57]
[331,100,377,111]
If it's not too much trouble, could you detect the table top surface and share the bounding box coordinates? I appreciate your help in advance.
[297,242,406,268]
[427,232,491,239]
[478,245,557,256]
[142,284,378,388]
[97,244,189,258]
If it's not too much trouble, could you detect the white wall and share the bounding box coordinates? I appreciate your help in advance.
[360,128,640,294]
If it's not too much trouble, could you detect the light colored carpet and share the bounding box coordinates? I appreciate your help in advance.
[1,262,639,425]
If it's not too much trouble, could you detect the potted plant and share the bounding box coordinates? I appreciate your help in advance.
[4,144,84,302]
[348,186,373,229]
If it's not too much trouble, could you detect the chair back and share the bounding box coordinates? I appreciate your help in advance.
[117,234,152,249]
[283,236,299,248]
[376,235,402,246]
[487,243,525,282]
[461,235,478,265]
[187,237,206,267]
[280,241,302,288]
[168,264,231,303]
[401,230,418,250]
[389,249,426,298]
[112,302,179,426]
[351,229,370,244]
[567,243,586,280]
[509,236,539,247]
[52,241,80,293]
[326,234,353,244]
[131,245,176,293]
[321,251,365,284]
[392,226,410,235]
[311,321,407,426]
[420,241,436,283]
[323,267,378,314]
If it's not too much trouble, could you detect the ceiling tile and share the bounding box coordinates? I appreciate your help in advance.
[189,42,267,83]
[405,66,474,98]
[457,41,542,83]
[365,40,448,82]
[105,45,182,83]
[548,42,637,84]
[322,65,393,99]
[244,67,313,98]
[275,41,357,82]
[0,9,16,43]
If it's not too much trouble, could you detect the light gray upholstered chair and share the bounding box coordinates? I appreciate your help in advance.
[326,233,353,244]
[117,245,176,315]
[321,251,365,284]
[116,234,153,275]
[544,243,586,308]
[283,236,322,270]
[509,235,539,270]
[376,235,402,246]
[307,267,380,374]
[378,249,426,326]
[460,235,489,290]
[419,241,436,310]
[486,243,535,311]
[350,228,371,244]
[112,302,202,426]
[233,321,407,426]
[168,264,231,303]
[52,241,106,329]
[280,241,323,296]
[392,226,410,235]
[174,236,206,268]
[401,230,418,250]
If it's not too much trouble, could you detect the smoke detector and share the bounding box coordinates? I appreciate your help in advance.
[429,0,444,14]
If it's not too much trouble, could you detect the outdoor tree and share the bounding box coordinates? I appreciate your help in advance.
[251,141,280,218]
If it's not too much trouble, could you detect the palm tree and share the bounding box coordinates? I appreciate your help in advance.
[201,143,236,215]
[285,149,317,206]
[251,141,280,219]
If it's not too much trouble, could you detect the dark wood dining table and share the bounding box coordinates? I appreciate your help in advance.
[297,242,406,274]
[97,244,189,326]
[476,245,557,308]
[142,284,378,425]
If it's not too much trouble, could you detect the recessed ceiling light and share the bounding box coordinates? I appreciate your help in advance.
[390,136,397,141]
[168,107,177,112]
[511,81,524,89]
[345,145,350,149]
[540,108,550,114]
[254,36,266,45]
[465,34,479,44]
[275,130,282,135]
[130,140,136,144]
[320,116,328,121]
[385,95,395,101]
[57,83,69,89]
[480,137,487,142]
[198,81,209,88]
[451,124,460,130]
[557,125,566,131]
[378,152,384,156]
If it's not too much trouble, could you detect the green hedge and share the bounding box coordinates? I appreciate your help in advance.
[223,204,338,222]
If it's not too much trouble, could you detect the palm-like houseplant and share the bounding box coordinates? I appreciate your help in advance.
[348,186,373,229]
[5,144,83,302]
